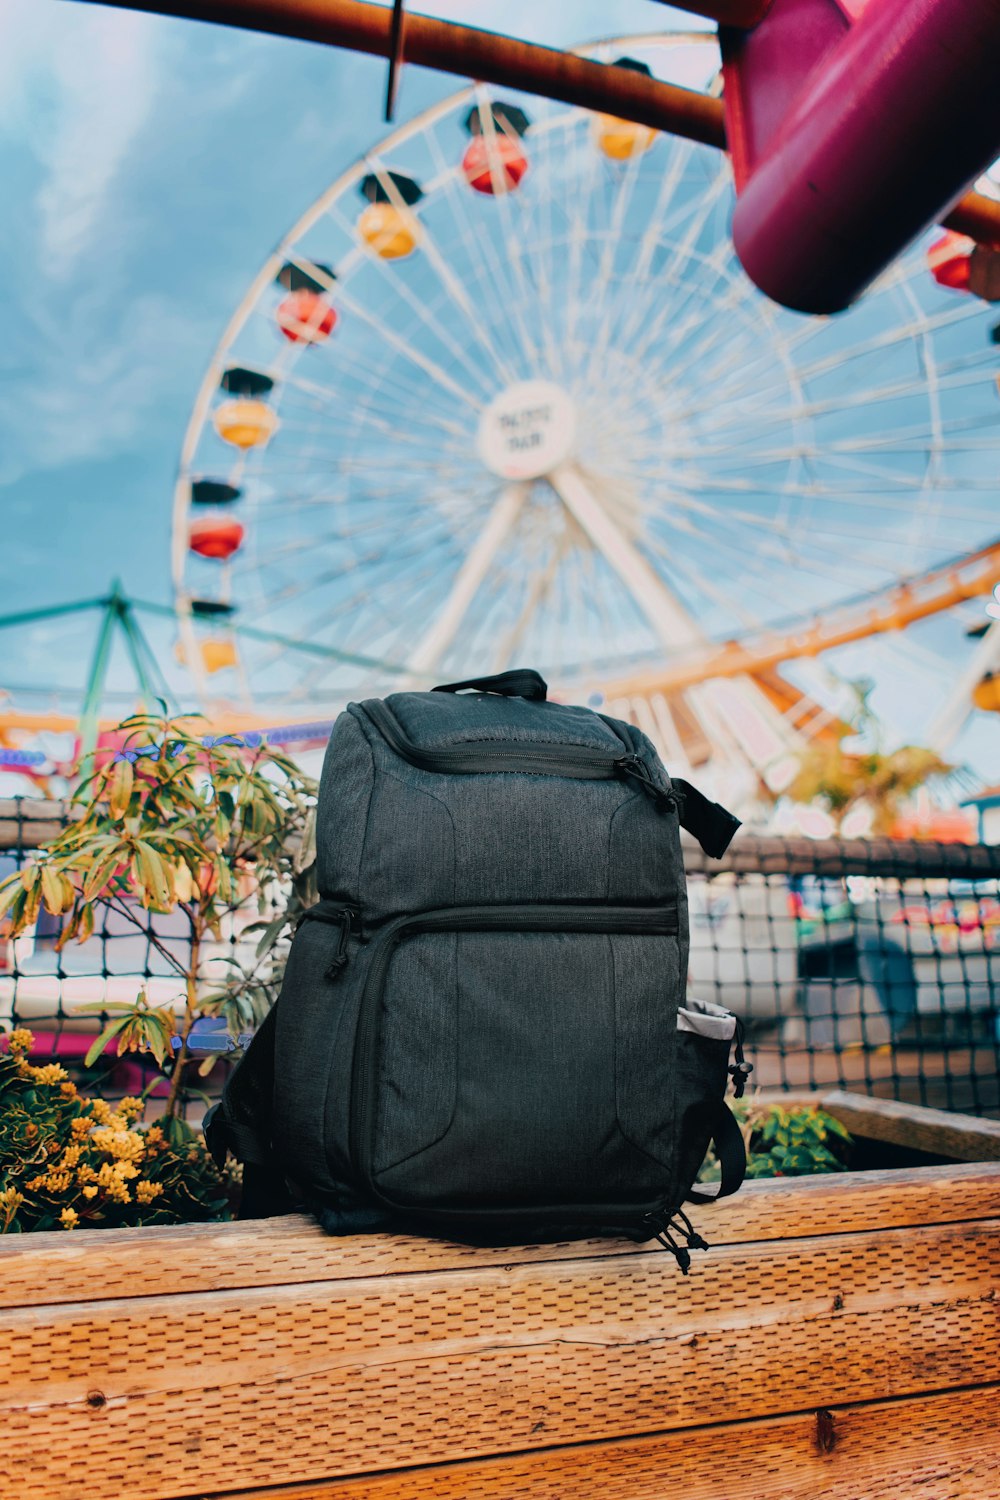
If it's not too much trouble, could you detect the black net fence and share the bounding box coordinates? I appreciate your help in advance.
[684,832,1000,1116]
[3,798,999,1118]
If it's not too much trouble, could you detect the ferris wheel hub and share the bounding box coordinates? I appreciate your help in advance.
[476,379,577,480]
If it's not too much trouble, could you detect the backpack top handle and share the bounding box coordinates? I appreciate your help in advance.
[432,669,548,701]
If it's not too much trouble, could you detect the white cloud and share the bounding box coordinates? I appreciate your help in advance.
[25,9,158,279]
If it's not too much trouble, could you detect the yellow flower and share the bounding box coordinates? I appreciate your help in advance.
[71,1116,92,1138]
[44,1172,72,1194]
[88,1099,112,1125]
[60,1081,78,1098]
[7,1028,33,1054]
[31,1063,68,1086]
[75,1163,97,1185]
[144,1126,164,1149]
[0,1187,24,1229]
[82,1186,98,1200]
[60,1145,82,1169]
[59,1208,79,1230]
[105,1180,131,1205]
[118,1097,144,1123]
[25,1175,47,1192]
[135,1180,163,1204]
[91,1127,145,1163]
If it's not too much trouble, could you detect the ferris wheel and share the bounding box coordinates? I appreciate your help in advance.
[174,32,1000,799]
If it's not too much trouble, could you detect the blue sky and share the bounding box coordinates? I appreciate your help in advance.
[0,1,997,789]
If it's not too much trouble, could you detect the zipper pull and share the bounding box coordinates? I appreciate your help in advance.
[614,755,683,815]
[325,907,355,980]
[729,1016,753,1098]
[296,903,357,980]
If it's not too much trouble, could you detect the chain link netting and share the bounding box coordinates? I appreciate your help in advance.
[3,800,998,1118]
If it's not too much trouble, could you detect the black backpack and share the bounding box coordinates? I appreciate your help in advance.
[207,669,750,1271]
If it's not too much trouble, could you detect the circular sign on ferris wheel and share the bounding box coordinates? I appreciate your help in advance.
[476,380,577,479]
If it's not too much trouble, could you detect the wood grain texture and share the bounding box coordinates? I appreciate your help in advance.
[4,1218,1000,1499]
[822,1091,1000,1162]
[207,1383,1000,1500]
[4,1161,998,1311]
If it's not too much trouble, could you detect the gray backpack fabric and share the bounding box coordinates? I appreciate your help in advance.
[207,669,749,1270]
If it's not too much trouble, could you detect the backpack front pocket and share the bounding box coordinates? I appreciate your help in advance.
[351,904,682,1226]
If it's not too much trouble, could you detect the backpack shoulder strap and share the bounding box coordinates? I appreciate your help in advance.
[685,1100,747,1204]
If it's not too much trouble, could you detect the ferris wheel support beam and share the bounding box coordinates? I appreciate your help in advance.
[546,463,706,653]
[405,483,530,678]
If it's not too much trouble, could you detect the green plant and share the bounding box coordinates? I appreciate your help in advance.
[0,1029,236,1231]
[700,1097,853,1184]
[776,676,953,835]
[0,708,317,1120]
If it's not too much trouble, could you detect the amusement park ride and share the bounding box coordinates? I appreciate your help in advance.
[5,0,1000,810]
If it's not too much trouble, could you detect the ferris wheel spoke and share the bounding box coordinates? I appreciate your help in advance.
[471,86,552,379]
[686,306,985,423]
[420,125,542,380]
[405,482,530,674]
[636,287,769,416]
[257,250,496,436]
[642,532,764,633]
[693,358,997,437]
[614,247,740,399]
[560,116,614,377]
[619,178,734,369]
[312,273,482,411]
[609,170,733,367]
[317,199,510,402]
[280,366,472,443]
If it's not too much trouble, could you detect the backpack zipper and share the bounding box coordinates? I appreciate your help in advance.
[356,700,681,812]
[348,901,679,1220]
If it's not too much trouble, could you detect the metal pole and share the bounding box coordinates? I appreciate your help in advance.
[70,0,727,148]
[71,0,1000,247]
[77,585,123,764]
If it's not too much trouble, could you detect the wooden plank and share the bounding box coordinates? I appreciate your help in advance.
[209,1382,1000,1499]
[823,1091,1000,1162]
[3,1161,999,1311]
[4,1219,999,1498]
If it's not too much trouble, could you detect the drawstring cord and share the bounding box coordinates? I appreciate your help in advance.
[729,1017,753,1098]
[643,1207,711,1274]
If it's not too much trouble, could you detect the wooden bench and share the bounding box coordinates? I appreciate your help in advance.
[3,1150,999,1499]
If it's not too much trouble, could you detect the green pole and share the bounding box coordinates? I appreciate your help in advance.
[0,596,107,632]
[77,584,123,765]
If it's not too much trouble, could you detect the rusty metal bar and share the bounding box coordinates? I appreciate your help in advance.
[73,0,1000,246]
[73,0,727,147]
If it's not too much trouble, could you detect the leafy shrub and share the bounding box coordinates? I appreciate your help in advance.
[0,709,316,1120]
[0,1028,236,1232]
[700,1097,853,1185]
[741,1099,852,1177]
